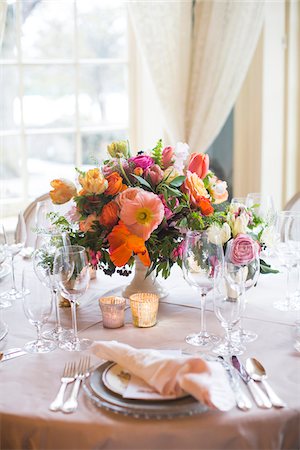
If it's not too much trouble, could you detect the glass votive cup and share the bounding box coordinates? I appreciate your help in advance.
[129,293,159,328]
[99,296,126,329]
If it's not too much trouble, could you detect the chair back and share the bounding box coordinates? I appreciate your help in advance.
[284,192,300,213]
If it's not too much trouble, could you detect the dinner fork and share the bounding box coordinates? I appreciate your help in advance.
[62,356,90,413]
[49,361,76,411]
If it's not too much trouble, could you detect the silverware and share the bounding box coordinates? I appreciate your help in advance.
[218,356,252,411]
[49,361,76,411]
[0,348,27,362]
[246,357,286,408]
[62,356,90,414]
[231,355,272,409]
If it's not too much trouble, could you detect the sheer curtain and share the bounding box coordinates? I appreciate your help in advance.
[0,0,7,49]
[129,0,265,152]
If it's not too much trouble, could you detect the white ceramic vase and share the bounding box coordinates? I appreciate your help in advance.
[122,258,168,299]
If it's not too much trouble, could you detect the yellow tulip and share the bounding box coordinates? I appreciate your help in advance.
[78,168,108,195]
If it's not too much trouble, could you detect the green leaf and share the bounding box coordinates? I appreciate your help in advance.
[169,176,185,187]
[260,259,279,274]
[151,139,163,166]
[131,174,153,191]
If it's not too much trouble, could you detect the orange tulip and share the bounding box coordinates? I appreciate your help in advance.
[99,201,119,229]
[105,172,127,196]
[50,178,77,204]
[78,168,108,195]
[108,222,150,267]
[187,152,209,179]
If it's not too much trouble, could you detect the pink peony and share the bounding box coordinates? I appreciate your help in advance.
[129,154,155,170]
[187,152,209,179]
[145,164,164,186]
[229,235,260,265]
[119,190,164,241]
[162,146,174,169]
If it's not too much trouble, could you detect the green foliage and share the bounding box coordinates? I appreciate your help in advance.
[151,139,163,167]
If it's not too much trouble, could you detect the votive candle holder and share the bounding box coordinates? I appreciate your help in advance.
[129,293,159,328]
[99,296,126,329]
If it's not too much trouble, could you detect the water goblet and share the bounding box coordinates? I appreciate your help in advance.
[1,213,27,301]
[227,237,260,345]
[53,245,91,352]
[182,230,223,348]
[33,231,71,341]
[213,272,246,357]
[22,273,56,353]
[246,193,276,226]
[273,211,300,311]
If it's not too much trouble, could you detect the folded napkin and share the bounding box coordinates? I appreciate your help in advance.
[92,340,235,411]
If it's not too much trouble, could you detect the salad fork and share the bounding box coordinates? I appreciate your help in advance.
[62,356,90,413]
[49,361,76,411]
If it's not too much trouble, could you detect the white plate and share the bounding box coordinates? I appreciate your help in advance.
[0,263,11,280]
[102,363,132,396]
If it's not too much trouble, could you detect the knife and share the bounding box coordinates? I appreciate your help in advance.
[231,355,272,409]
[0,348,27,362]
[218,356,252,411]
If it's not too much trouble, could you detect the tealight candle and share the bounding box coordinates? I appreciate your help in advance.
[129,293,159,328]
[99,296,126,329]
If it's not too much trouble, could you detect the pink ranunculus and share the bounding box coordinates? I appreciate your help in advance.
[187,152,209,179]
[119,190,164,241]
[128,154,155,170]
[229,235,260,266]
[116,187,140,209]
[145,164,164,186]
[162,146,174,169]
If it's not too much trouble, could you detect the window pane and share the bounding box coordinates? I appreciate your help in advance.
[23,66,75,128]
[1,3,17,59]
[0,135,22,200]
[79,64,128,127]
[27,134,75,197]
[21,1,74,59]
[77,0,127,59]
[82,131,127,165]
[0,66,20,130]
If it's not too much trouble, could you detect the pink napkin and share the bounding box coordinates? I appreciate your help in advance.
[92,340,235,411]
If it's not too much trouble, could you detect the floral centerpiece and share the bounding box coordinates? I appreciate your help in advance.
[48,140,276,280]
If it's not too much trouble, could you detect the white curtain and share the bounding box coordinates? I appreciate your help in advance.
[0,0,7,50]
[129,0,265,152]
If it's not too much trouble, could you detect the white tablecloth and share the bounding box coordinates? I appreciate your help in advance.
[0,258,299,450]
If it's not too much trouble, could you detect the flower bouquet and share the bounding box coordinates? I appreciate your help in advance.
[48,140,276,284]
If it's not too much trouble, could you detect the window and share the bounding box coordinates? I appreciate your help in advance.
[0,0,129,218]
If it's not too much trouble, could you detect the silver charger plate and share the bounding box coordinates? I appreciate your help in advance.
[83,361,208,419]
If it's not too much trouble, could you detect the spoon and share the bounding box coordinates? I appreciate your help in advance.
[246,358,286,408]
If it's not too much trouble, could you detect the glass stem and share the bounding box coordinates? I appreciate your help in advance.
[225,326,233,352]
[52,289,61,330]
[199,292,207,335]
[35,323,43,344]
[11,255,16,292]
[70,299,79,343]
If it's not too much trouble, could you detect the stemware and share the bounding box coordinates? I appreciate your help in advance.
[1,213,27,301]
[230,237,260,345]
[274,211,300,311]
[246,193,276,226]
[0,240,11,309]
[33,232,71,341]
[53,245,91,351]
[22,271,56,353]
[213,266,246,357]
[182,230,223,347]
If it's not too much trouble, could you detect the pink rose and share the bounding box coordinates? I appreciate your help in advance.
[129,154,155,170]
[145,164,164,186]
[229,235,260,265]
[187,152,209,179]
[162,146,174,169]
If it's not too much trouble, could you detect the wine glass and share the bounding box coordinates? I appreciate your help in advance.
[22,271,56,353]
[0,238,11,309]
[246,193,276,226]
[274,211,300,311]
[53,245,91,351]
[182,230,223,347]
[228,237,260,345]
[213,264,246,357]
[1,213,27,301]
[33,231,71,341]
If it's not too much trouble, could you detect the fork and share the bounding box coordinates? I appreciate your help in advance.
[49,361,76,411]
[62,356,90,414]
